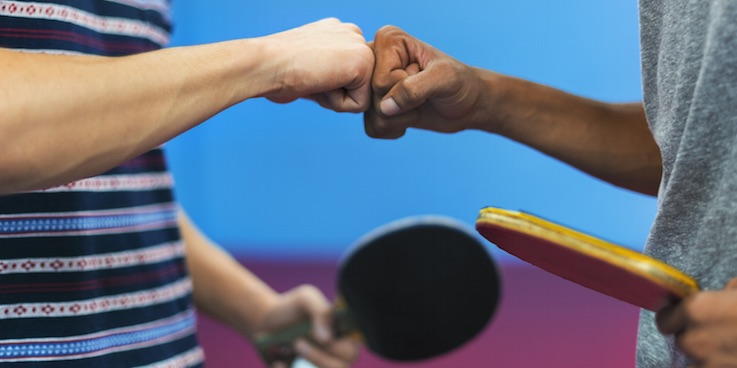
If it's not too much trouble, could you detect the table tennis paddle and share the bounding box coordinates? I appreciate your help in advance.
[475,207,700,312]
[255,215,501,365]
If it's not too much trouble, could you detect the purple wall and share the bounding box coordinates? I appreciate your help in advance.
[197,260,639,367]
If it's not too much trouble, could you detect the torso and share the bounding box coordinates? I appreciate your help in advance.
[0,1,204,366]
[638,0,737,366]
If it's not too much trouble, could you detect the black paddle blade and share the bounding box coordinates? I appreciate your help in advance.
[338,216,501,361]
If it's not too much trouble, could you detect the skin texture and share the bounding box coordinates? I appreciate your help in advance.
[1,17,369,367]
[180,213,359,368]
[656,277,737,368]
[365,26,661,196]
[366,25,737,365]
[0,18,373,194]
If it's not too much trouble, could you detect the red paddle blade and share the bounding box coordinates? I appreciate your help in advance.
[475,207,699,312]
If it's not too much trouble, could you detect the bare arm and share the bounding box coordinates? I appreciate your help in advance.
[366,26,661,195]
[480,72,660,195]
[178,212,358,367]
[0,18,373,194]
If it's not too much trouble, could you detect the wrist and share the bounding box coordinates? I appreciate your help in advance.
[469,70,542,137]
[464,68,507,133]
[206,37,284,105]
[232,276,282,338]
[243,36,287,100]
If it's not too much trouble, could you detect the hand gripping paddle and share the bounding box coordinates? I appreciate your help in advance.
[475,207,699,312]
[256,215,501,364]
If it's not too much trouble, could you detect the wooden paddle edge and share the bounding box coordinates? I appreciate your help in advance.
[475,207,700,299]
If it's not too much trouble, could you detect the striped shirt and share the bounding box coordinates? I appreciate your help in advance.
[0,1,205,366]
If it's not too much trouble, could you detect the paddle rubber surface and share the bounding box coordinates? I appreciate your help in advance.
[339,216,501,361]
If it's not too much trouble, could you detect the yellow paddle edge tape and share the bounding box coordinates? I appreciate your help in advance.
[476,207,700,298]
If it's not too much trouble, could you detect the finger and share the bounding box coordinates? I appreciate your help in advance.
[656,303,689,335]
[307,91,353,112]
[298,337,360,364]
[309,84,371,113]
[286,285,334,343]
[406,62,421,76]
[316,44,373,113]
[379,70,436,116]
[294,338,355,368]
[326,338,361,362]
[345,80,373,112]
[675,327,714,362]
[343,21,363,36]
[372,25,413,95]
[363,108,407,139]
[309,90,358,113]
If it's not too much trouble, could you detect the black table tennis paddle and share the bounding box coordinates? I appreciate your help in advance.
[255,215,501,364]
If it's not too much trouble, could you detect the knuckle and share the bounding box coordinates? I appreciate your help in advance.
[296,284,321,297]
[375,25,409,45]
[347,63,367,82]
[376,24,399,37]
[372,76,392,94]
[373,70,403,96]
[435,59,461,80]
[398,78,421,103]
[344,22,361,34]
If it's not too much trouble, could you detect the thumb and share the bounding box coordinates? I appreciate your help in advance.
[379,70,434,116]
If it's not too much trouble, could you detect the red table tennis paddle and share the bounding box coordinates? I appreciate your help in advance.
[255,215,501,365]
[475,207,699,312]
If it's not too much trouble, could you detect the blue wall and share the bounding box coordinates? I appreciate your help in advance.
[166,0,656,260]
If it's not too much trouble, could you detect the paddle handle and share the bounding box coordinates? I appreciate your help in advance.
[255,305,357,365]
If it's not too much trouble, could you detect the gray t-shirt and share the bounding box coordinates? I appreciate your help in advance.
[638,0,737,366]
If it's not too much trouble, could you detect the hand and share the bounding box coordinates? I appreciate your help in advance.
[656,277,737,367]
[364,25,490,138]
[252,285,359,368]
[259,18,374,113]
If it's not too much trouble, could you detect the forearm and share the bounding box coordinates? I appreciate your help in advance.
[178,212,279,338]
[0,39,272,194]
[474,70,661,195]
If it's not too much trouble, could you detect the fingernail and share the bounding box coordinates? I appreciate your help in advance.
[380,98,401,116]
